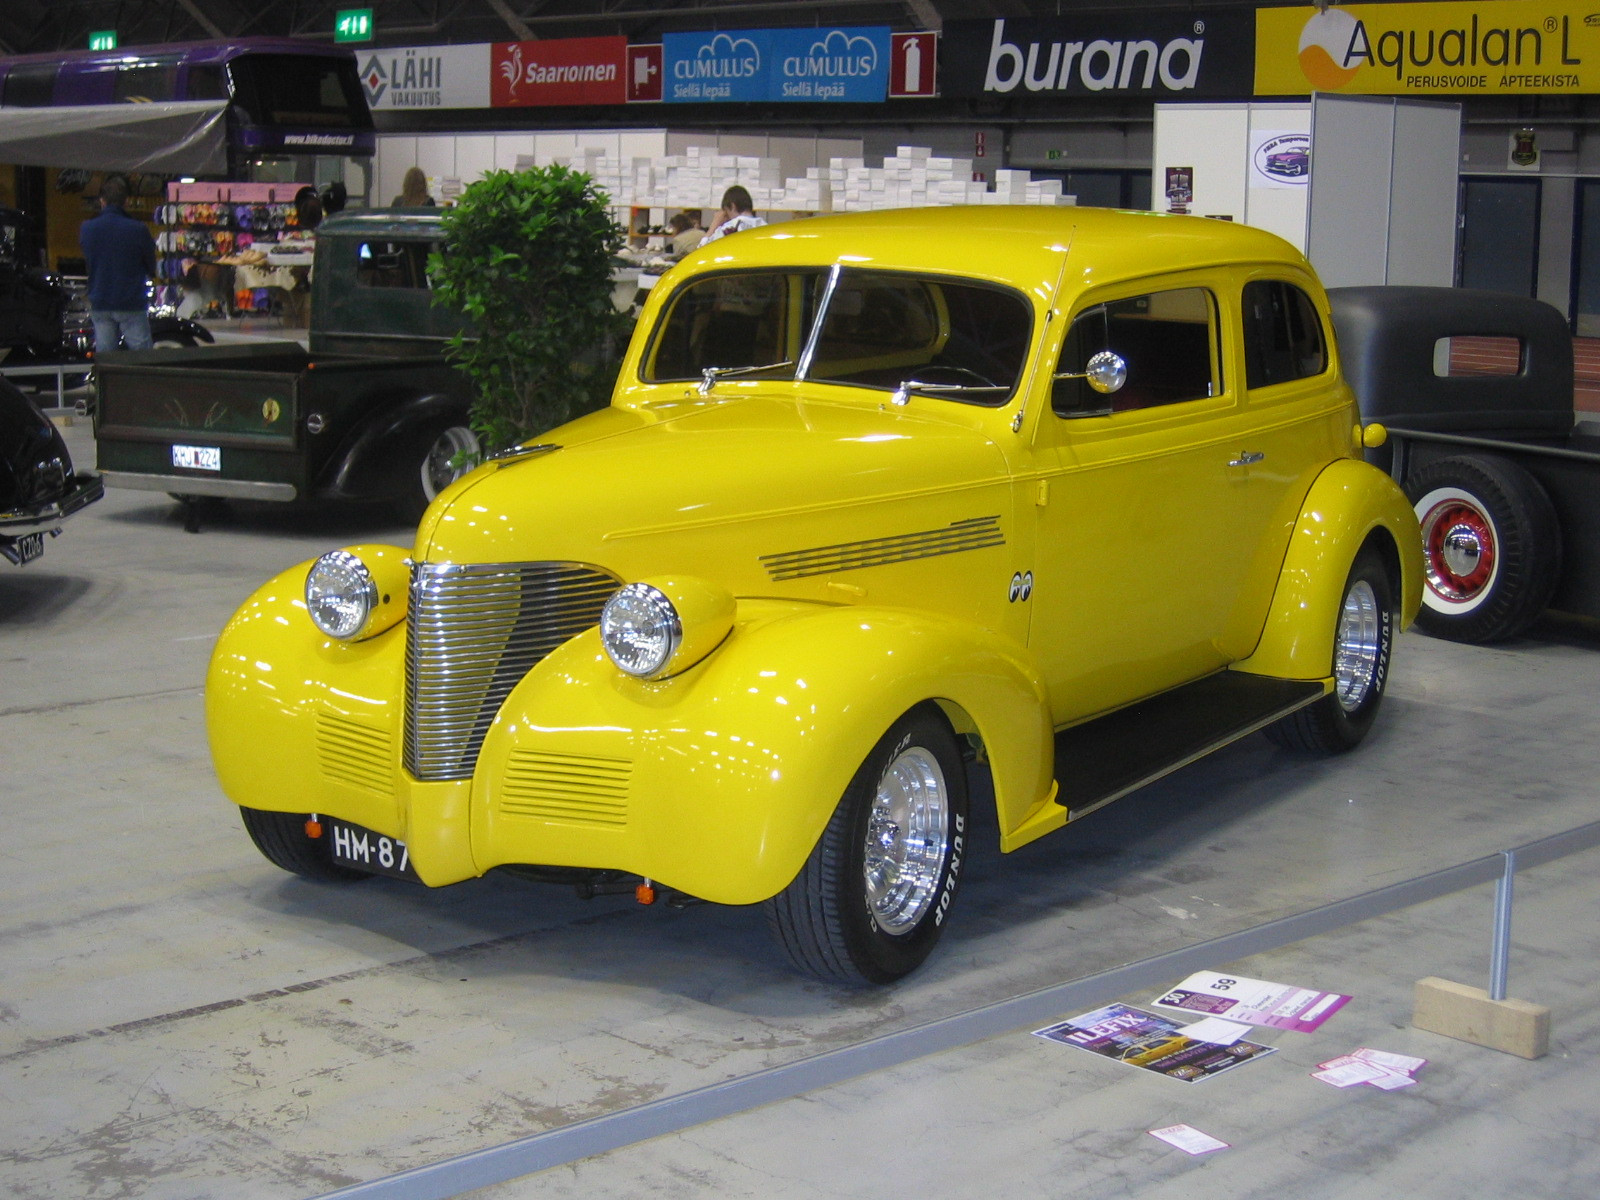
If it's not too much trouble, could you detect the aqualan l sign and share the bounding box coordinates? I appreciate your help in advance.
[491,36,627,107]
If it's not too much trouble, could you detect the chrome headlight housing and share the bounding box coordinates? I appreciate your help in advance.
[306,551,377,639]
[600,582,682,677]
[304,545,410,641]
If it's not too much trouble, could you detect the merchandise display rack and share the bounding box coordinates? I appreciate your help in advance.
[157,182,317,317]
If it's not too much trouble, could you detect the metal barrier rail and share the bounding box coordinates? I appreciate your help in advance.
[0,361,85,408]
[314,818,1600,1200]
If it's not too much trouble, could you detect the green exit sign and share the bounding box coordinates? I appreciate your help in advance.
[88,30,118,51]
[333,9,373,42]
[1046,149,1063,161]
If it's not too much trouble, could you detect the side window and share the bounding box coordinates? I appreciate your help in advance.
[113,60,180,102]
[356,241,436,289]
[1243,280,1327,390]
[1053,287,1217,417]
[185,65,230,101]
[2,64,58,107]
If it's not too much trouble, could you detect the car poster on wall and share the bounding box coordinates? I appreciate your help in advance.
[1251,129,1311,187]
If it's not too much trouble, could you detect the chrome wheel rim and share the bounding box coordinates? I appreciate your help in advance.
[863,746,949,934]
[1334,579,1381,712]
[422,426,479,499]
[1415,488,1498,613]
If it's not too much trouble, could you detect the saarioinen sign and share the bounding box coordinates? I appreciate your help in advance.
[1256,2,1600,95]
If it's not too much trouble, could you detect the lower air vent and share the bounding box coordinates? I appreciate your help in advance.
[500,750,631,827]
[315,712,394,795]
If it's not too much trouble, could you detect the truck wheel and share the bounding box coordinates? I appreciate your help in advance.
[400,423,479,522]
[1404,454,1559,643]
[239,807,369,883]
[1266,546,1394,755]
[764,705,968,985]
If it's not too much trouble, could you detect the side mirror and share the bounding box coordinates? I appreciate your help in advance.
[1052,349,1128,394]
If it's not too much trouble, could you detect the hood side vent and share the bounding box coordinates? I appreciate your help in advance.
[759,515,1004,582]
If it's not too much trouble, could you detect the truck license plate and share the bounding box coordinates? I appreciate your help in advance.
[172,444,221,471]
[326,818,420,881]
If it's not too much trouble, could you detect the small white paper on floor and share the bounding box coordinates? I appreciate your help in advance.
[1149,1124,1230,1155]
[1351,1047,1427,1075]
[1312,1059,1392,1087]
[1365,1069,1418,1090]
[1178,1017,1252,1045]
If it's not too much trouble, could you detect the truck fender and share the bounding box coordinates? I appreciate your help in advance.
[1234,458,1423,681]
[320,391,470,500]
[473,599,1057,905]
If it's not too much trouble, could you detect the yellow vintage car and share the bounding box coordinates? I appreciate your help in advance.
[208,206,1421,985]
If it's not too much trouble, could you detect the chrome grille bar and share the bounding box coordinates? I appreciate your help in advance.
[404,561,622,782]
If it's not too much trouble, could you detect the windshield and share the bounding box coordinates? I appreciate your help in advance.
[642,267,1033,406]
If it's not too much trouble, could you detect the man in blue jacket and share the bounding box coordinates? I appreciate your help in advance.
[79,176,157,351]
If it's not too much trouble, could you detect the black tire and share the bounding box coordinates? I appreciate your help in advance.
[1265,545,1395,755]
[398,422,479,522]
[239,807,370,882]
[764,704,969,985]
[1403,454,1560,644]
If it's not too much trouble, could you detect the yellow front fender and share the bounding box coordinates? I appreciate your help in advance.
[1234,458,1423,681]
[473,599,1056,904]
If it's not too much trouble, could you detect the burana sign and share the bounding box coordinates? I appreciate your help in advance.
[1256,1,1600,95]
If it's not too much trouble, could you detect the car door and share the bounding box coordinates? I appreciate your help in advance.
[1221,274,1353,655]
[1026,276,1269,725]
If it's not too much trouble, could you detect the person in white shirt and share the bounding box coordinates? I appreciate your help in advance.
[700,186,766,245]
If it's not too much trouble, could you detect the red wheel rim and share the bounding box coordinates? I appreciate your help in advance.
[1420,499,1495,603]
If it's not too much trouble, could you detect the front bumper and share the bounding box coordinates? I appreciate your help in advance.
[0,472,104,536]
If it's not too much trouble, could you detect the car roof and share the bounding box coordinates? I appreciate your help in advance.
[685,204,1310,295]
[317,211,444,240]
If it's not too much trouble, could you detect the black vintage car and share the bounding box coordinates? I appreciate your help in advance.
[1333,285,1600,643]
[0,374,103,565]
[0,206,211,387]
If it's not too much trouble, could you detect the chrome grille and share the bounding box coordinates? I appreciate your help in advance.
[404,561,622,782]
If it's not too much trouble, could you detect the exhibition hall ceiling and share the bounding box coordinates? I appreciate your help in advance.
[0,0,1273,57]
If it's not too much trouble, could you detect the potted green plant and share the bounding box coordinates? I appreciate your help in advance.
[429,164,627,452]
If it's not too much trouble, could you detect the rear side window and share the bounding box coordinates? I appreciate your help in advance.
[1243,280,1327,389]
[1054,287,1218,417]
[113,59,180,103]
[2,64,58,107]
[356,241,436,289]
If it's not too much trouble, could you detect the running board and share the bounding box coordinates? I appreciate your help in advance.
[1055,673,1326,819]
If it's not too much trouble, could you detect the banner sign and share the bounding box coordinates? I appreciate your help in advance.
[491,36,627,107]
[663,26,891,103]
[360,44,491,110]
[1256,2,1600,95]
[941,12,1255,99]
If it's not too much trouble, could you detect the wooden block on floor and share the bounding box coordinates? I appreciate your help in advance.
[1413,976,1550,1059]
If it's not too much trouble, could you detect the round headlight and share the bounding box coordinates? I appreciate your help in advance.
[600,583,682,678]
[305,550,377,640]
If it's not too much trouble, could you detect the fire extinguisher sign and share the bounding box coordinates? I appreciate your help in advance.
[889,31,938,98]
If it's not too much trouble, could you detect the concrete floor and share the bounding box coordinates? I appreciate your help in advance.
[3,417,1599,1200]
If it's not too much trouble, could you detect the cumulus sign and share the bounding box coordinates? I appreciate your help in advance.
[663,26,891,102]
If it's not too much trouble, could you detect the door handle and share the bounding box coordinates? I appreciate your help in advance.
[1228,451,1265,467]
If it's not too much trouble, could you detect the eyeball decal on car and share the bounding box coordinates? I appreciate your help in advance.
[1008,571,1033,602]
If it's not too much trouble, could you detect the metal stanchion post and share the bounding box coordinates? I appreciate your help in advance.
[1488,849,1516,1002]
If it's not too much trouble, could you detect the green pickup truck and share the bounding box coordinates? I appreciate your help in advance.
[93,211,476,520]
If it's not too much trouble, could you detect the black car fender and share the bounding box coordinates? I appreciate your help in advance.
[149,315,215,346]
[317,391,471,501]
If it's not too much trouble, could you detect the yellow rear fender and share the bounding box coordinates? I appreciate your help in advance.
[1234,458,1423,681]
[474,599,1056,904]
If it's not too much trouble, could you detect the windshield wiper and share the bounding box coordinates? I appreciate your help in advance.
[890,378,1009,406]
[697,360,793,395]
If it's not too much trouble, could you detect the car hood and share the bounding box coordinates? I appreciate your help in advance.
[416,392,1013,590]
